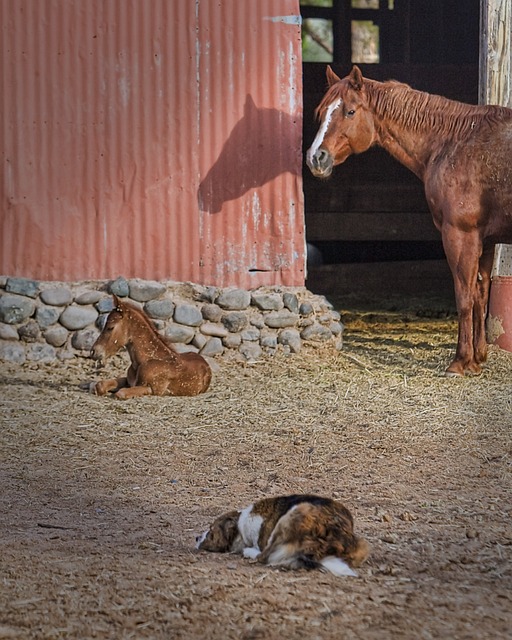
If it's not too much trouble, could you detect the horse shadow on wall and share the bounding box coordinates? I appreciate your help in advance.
[198,95,301,214]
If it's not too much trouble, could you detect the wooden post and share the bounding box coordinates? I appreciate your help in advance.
[479,0,511,107]
[479,0,512,279]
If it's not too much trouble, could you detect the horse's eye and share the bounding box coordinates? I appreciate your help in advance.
[346,109,356,117]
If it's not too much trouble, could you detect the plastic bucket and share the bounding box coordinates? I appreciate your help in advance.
[487,275,512,352]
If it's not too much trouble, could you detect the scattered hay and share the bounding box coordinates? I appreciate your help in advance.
[1,311,511,639]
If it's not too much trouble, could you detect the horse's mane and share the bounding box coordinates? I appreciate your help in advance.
[321,78,512,140]
[369,80,512,138]
[121,300,177,353]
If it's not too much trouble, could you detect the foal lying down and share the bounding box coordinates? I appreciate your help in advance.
[87,295,211,399]
[196,495,369,577]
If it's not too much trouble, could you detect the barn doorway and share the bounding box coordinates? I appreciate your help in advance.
[301,0,480,310]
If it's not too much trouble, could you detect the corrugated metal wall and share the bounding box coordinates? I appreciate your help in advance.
[0,0,304,288]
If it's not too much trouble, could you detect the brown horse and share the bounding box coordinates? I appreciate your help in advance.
[307,65,512,376]
[89,295,212,399]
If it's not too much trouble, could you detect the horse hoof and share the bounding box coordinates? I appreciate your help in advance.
[445,362,482,377]
[444,369,464,378]
[466,364,482,376]
[445,355,471,376]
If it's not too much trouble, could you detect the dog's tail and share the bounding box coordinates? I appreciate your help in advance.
[278,553,358,577]
[345,536,370,568]
[259,536,370,578]
[319,556,358,577]
[318,535,371,577]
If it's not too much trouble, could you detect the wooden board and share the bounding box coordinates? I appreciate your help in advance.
[306,259,454,303]
[306,211,440,242]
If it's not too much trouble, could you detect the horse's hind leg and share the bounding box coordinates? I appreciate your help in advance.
[442,227,481,376]
[473,247,494,366]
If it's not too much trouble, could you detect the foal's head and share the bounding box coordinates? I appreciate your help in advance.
[306,65,375,178]
[91,295,131,362]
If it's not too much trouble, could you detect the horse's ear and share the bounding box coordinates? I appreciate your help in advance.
[348,65,363,91]
[244,94,257,118]
[326,65,341,87]
[112,294,123,312]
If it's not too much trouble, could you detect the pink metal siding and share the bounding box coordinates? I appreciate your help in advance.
[1,0,304,288]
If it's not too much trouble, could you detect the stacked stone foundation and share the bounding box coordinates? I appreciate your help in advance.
[0,276,343,365]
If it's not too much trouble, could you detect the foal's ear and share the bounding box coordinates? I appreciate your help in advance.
[348,65,363,91]
[326,65,341,87]
[112,294,123,312]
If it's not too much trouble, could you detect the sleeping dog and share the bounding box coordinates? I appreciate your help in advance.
[196,494,369,577]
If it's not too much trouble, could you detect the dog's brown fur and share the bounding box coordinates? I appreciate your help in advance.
[196,495,369,576]
[256,500,369,568]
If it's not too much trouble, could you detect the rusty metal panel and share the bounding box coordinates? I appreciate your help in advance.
[0,0,304,287]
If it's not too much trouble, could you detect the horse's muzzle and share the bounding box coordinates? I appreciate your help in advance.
[90,344,104,362]
[306,148,333,178]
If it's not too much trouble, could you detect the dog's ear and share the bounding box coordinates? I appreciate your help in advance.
[220,511,240,548]
[198,510,240,552]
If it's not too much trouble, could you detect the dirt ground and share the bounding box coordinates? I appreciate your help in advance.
[1,304,511,639]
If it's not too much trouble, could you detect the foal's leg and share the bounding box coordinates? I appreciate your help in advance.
[89,366,135,395]
[442,227,481,376]
[114,385,153,400]
[113,362,158,399]
[93,376,129,395]
[472,247,494,366]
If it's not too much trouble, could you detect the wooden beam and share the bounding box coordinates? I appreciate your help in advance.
[306,211,439,242]
[306,260,454,301]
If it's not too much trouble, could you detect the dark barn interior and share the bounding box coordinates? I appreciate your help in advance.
[301,0,480,310]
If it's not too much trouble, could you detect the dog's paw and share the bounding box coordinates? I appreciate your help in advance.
[243,547,260,560]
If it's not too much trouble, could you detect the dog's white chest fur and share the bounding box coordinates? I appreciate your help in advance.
[237,504,263,550]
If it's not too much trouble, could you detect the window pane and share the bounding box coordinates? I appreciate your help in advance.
[300,0,333,7]
[302,18,333,62]
[352,20,379,63]
[351,0,379,8]
[352,1,394,9]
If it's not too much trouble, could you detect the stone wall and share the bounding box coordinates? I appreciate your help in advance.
[0,276,343,365]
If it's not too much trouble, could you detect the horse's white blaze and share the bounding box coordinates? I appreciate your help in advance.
[307,98,341,164]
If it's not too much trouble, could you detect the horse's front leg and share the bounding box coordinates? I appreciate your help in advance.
[92,376,129,395]
[442,227,481,376]
[114,385,153,400]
